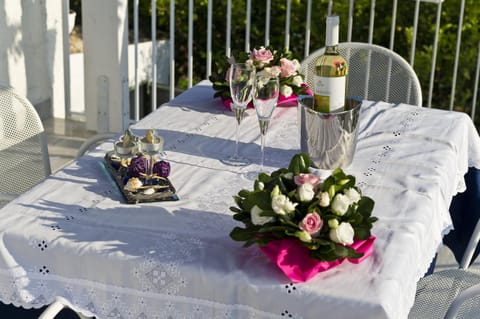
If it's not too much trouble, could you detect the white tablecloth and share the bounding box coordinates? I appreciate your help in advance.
[1,81,480,319]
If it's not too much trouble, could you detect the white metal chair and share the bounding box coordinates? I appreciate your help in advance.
[300,42,423,106]
[0,85,51,207]
[409,217,480,318]
[39,296,93,319]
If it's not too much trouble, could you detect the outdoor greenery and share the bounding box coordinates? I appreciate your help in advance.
[72,0,480,123]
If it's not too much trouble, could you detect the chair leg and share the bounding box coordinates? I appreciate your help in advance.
[38,300,66,319]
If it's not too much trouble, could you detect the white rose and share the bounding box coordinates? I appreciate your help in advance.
[344,188,361,204]
[280,85,293,97]
[317,191,330,207]
[251,205,274,225]
[283,172,293,180]
[329,222,355,245]
[296,230,312,243]
[331,193,350,216]
[271,194,297,215]
[292,59,301,71]
[271,185,281,198]
[263,66,281,78]
[292,75,304,87]
[297,183,315,202]
[328,219,339,229]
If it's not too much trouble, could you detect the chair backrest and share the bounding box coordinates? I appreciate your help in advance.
[0,85,51,199]
[300,42,423,106]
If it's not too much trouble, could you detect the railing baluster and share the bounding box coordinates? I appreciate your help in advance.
[133,0,139,120]
[188,0,193,88]
[169,0,175,100]
[144,0,475,119]
[207,0,212,77]
[245,0,252,53]
[284,0,291,51]
[449,0,466,111]
[226,0,231,57]
[427,1,443,108]
[368,0,375,44]
[389,0,397,50]
[384,0,398,102]
[410,0,420,67]
[62,0,71,119]
[304,0,312,57]
[151,0,157,111]
[347,0,354,42]
[471,42,480,119]
[265,0,271,46]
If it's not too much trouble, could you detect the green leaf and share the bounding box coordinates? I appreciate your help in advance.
[229,206,243,213]
[229,227,257,242]
[288,153,310,175]
[335,244,363,259]
[353,227,370,240]
[243,191,271,211]
[232,213,250,223]
[258,225,291,233]
[238,189,251,198]
[357,196,375,216]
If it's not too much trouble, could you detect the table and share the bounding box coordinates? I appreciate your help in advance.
[1,80,480,319]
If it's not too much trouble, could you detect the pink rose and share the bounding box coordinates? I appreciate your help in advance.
[251,48,274,65]
[280,58,297,77]
[299,212,323,236]
[294,173,322,189]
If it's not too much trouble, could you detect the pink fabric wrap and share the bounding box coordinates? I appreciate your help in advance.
[259,236,376,283]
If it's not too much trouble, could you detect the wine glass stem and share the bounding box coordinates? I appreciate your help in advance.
[149,154,154,185]
[260,133,265,172]
[233,105,245,158]
[234,120,240,158]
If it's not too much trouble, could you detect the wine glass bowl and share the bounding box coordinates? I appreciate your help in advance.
[221,63,256,166]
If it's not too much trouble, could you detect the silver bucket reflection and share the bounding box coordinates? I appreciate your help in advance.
[298,96,361,169]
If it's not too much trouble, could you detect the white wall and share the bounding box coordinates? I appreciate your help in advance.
[82,0,129,133]
[0,0,170,130]
[70,40,170,115]
[0,0,67,119]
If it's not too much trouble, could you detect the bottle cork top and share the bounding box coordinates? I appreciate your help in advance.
[325,15,340,47]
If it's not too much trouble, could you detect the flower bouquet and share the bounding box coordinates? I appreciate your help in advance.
[229,153,378,282]
[209,46,312,110]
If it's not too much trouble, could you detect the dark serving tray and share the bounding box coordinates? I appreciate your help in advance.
[104,153,178,204]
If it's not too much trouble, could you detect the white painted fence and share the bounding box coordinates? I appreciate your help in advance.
[0,1,478,134]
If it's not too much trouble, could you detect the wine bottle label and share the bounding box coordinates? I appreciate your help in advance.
[314,75,346,113]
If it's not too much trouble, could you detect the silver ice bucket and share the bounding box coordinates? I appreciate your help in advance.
[298,95,362,169]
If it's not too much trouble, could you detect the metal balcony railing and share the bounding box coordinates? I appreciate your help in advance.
[131,0,478,120]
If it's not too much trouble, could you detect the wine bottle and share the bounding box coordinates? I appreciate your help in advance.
[314,15,348,113]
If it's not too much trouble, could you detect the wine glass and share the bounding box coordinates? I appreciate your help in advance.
[252,73,279,174]
[221,62,256,166]
[140,129,164,186]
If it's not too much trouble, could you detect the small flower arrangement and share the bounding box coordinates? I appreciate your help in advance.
[209,46,312,110]
[229,153,378,282]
